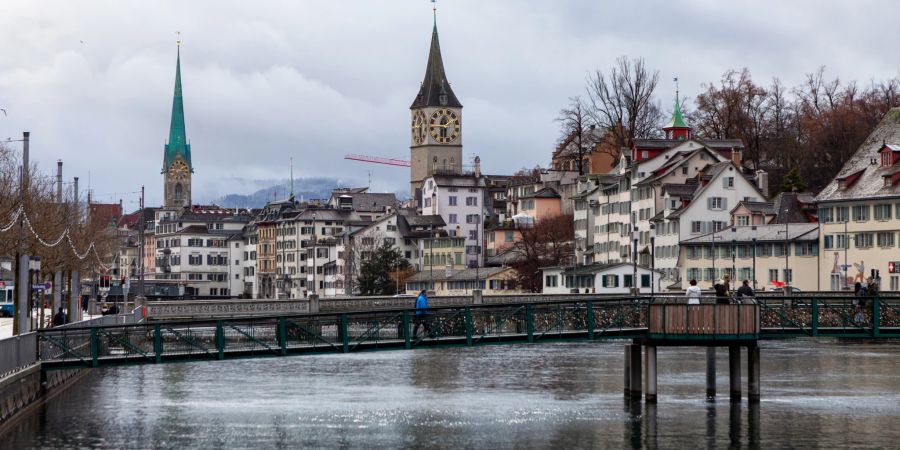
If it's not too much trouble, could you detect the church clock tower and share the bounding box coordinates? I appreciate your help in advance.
[163,43,193,208]
[409,17,462,201]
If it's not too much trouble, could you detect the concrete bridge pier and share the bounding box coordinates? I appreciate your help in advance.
[748,344,760,402]
[625,343,642,399]
[624,344,631,397]
[729,346,741,401]
[706,347,716,399]
[644,345,657,403]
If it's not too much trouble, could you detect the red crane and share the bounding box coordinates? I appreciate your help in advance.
[344,154,410,167]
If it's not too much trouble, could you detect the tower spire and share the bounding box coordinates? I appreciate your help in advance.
[163,35,191,173]
[410,6,461,109]
[289,157,295,201]
[663,76,691,139]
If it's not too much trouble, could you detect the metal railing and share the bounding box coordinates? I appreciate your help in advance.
[21,296,900,370]
[0,333,37,377]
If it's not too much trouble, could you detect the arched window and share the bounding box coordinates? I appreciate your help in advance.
[174,183,183,201]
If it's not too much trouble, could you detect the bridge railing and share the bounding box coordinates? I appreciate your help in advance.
[35,297,651,367]
[648,302,760,340]
[758,296,899,337]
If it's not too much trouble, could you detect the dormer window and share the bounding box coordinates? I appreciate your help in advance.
[883,152,892,167]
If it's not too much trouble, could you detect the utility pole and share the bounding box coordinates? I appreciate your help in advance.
[138,185,145,309]
[14,132,30,335]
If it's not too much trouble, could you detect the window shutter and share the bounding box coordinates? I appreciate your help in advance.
[722,198,727,209]
[723,177,728,188]
[707,197,714,209]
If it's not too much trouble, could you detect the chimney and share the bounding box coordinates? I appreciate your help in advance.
[731,147,742,168]
[56,160,63,203]
[755,170,769,199]
[473,156,481,178]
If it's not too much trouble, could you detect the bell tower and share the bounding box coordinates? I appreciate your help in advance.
[162,39,193,208]
[662,80,692,141]
[409,13,463,202]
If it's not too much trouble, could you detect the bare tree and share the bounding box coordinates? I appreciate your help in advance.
[509,214,574,292]
[555,96,596,175]
[585,56,663,148]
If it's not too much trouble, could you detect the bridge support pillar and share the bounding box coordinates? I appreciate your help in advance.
[729,346,741,401]
[748,344,760,402]
[629,344,642,399]
[624,344,631,397]
[706,347,716,399]
[308,294,319,314]
[644,345,657,403]
[472,289,483,305]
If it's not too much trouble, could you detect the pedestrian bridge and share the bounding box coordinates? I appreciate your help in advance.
[35,296,900,370]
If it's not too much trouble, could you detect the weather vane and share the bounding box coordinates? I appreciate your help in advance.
[674,76,679,98]
[176,31,181,47]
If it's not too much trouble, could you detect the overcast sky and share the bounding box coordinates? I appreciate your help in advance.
[1,0,897,208]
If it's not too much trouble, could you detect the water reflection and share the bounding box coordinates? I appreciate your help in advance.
[1,341,898,449]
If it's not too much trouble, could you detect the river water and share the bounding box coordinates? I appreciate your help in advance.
[2,340,899,449]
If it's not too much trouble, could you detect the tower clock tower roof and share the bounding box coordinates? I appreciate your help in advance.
[410,19,462,109]
[163,45,192,173]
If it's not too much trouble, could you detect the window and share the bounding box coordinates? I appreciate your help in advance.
[504,231,514,242]
[783,269,793,284]
[891,276,899,292]
[768,269,779,282]
[601,274,619,287]
[448,214,457,224]
[691,221,702,234]
[836,206,849,222]
[188,255,202,265]
[466,214,481,224]
[874,204,892,221]
[424,198,432,208]
[545,275,558,288]
[622,274,633,288]
[852,205,870,221]
[468,229,478,240]
[448,196,457,206]
[796,242,817,256]
[855,233,874,248]
[736,216,749,226]
[641,274,650,288]
[818,207,834,223]
[466,196,478,206]
[835,234,850,250]
[877,232,895,248]
[824,235,833,249]
[681,167,688,175]
[723,177,735,188]
[708,197,726,210]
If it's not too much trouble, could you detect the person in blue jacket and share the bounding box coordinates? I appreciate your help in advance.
[413,289,432,337]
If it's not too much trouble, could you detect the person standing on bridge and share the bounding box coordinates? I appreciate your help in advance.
[686,279,701,305]
[52,307,67,327]
[413,289,432,338]
[736,280,754,301]
[714,275,732,305]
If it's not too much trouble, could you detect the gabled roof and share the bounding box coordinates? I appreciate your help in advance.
[681,223,819,244]
[521,187,560,199]
[770,192,816,224]
[730,200,775,216]
[410,21,461,109]
[817,108,900,202]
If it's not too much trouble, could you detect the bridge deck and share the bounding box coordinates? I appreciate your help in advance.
[35,297,900,369]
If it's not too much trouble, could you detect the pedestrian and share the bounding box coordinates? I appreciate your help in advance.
[854,281,867,325]
[736,279,754,300]
[82,295,89,313]
[52,307,67,327]
[686,279,702,305]
[714,275,731,305]
[412,289,432,338]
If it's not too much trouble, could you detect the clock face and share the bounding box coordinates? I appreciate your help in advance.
[168,160,189,180]
[411,110,427,145]
[429,108,460,144]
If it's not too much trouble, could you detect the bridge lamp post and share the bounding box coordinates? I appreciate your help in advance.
[751,225,758,291]
[731,227,737,291]
[649,223,656,297]
[632,226,639,296]
[783,206,790,296]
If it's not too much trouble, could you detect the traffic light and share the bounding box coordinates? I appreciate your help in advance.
[100,275,110,289]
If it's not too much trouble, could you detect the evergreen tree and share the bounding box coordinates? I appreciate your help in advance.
[779,168,807,193]
[357,242,412,295]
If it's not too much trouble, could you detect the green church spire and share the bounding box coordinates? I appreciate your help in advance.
[163,45,191,173]
[665,92,688,129]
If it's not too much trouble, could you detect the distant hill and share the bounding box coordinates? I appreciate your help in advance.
[215,177,342,209]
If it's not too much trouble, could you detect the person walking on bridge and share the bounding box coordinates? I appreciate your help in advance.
[413,289,432,338]
[714,275,732,304]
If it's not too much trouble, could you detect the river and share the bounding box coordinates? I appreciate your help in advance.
[2,340,899,449]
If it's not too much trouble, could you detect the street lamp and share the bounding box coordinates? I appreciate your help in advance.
[649,223,656,296]
[783,206,790,295]
[731,227,737,290]
[632,225,639,296]
[751,225,758,291]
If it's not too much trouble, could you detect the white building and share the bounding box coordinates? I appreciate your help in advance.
[541,263,662,295]
[422,174,486,267]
